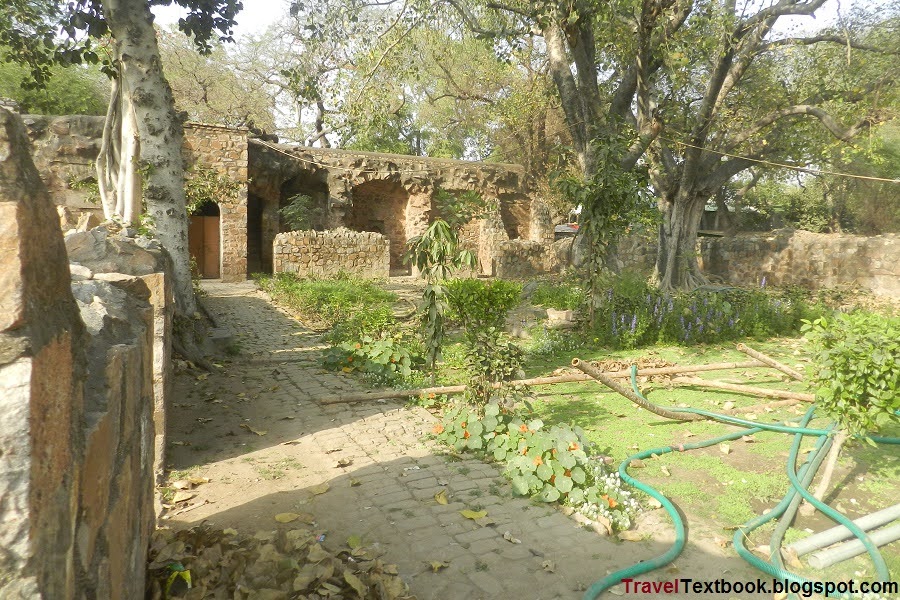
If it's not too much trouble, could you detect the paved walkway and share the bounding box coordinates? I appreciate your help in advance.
[164,281,766,599]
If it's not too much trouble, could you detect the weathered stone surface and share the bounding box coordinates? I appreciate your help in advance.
[273,228,390,279]
[0,106,84,600]
[1,109,168,600]
[65,227,167,276]
[617,229,900,298]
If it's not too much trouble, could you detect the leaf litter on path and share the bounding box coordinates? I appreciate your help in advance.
[147,522,416,599]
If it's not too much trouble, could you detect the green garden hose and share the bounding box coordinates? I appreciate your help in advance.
[580,367,900,599]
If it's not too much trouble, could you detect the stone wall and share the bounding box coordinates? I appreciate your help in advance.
[494,240,549,278]
[616,229,900,297]
[699,230,900,297]
[182,123,249,282]
[273,228,390,279]
[21,115,249,281]
[0,109,170,598]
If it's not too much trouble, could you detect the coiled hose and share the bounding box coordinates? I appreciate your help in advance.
[580,365,900,600]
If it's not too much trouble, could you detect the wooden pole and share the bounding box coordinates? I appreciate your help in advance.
[736,343,805,381]
[314,361,765,405]
[671,376,814,402]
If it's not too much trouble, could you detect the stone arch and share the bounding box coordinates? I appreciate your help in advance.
[279,169,329,231]
[345,179,410,272]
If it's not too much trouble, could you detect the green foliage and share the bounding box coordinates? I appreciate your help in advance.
[528,281,587,311]
[433,402,639,531]
[433,188,489,230]
[323,335,424,385]
[324,305,397,344]
[446,278,521,333]
[185,164,242,215]
[278,193,320,231]
[255,272,396,330]
[802,314,900,439]
[0,57,108,115]
[589,272,823,348]
[462,328,526,407]
[405,219,478,375]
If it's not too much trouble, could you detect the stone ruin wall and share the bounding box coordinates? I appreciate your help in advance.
[181,123,249,282]
[21,115,249,281]
[0,109,172,598]
[249,142,557,277]
[273,229,390,279]
[615,230,900,297]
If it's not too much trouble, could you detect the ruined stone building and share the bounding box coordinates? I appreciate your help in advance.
[22,115,556,281]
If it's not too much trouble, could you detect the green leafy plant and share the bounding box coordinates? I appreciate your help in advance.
[323,335,424,385]
[446,278,522,333]
[433,402,639,531]
[255,272,397,330]
[278,193,322,231]
[185,163,243,214]
[801,313,900,505]
[529,280,586,311]
[405,219,477,378]
[462,328,526,408]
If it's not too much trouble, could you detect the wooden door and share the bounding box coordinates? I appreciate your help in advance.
[188,215,220,278]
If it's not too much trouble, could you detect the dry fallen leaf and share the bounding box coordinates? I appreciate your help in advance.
[428,560,450,573]
[660,466,671,477]
[541,560,556,573]
[239,423,268,436]
[460,509,487,520]
[434,490,449,505]
[333,458,353,468]
[503,531,521,544]
[275,513,301,523]
[349,478,361,487]
[719,443,731,455]
[172,491,197,503]
[630,459,646,468]
[347,535,362,549]
[617,530,645,542]
[171,480,193,490]
[344,571,366,595]
[311,483,330,495]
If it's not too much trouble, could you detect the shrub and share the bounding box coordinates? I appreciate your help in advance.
[446,278,522,333]
[324,305,397,344]
[803,313,900,439]
[433,402,639,531]
[463,328,526,407]
[589,272,823,348]
[323,335,424,385]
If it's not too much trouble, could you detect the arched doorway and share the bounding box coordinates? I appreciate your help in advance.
[189,202,221,279]
[346,180,410,272]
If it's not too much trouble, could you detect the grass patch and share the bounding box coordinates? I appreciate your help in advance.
[255,272,397,331]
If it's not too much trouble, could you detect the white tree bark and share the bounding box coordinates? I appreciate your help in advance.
[101,0,197,316]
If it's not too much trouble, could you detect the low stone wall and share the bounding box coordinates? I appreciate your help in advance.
[0,109,170,598]
[494,240,549,278]
[699,230,900,296]
[616,229,900,297]
[273,228,390,279]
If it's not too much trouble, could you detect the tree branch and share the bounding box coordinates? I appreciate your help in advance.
[761,34,898,54]
[725,104,879,150]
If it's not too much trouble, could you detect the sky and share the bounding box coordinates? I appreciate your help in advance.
[151,0,879,41]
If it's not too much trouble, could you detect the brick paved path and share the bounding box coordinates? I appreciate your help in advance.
[164,281,766,600]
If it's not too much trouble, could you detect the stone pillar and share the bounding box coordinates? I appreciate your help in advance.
[220,200,247,281]
[0,108,84,598]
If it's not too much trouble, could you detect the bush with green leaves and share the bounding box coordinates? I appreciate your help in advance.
[434,402,639,531]
[462,328,526,407]
[589,272,822,349]
[446,278,522,333]
[278,193,323,231]
[323,335,424,385]
[324,305,397,344]
[802,313,900,439]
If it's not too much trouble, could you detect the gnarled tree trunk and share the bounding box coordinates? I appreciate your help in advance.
[102,0,197,317]
[653,191,709,291]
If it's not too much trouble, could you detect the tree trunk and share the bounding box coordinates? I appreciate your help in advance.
[102,0,197,317]
[653,192,709,291]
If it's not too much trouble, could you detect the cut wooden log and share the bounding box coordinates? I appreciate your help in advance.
[670,376,814,402]
[736,343,805,381]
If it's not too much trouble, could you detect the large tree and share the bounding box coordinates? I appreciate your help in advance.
[441,0,897,289]
[1,0,242,318]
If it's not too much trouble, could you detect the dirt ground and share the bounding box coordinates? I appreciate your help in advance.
[160,280,832,599]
